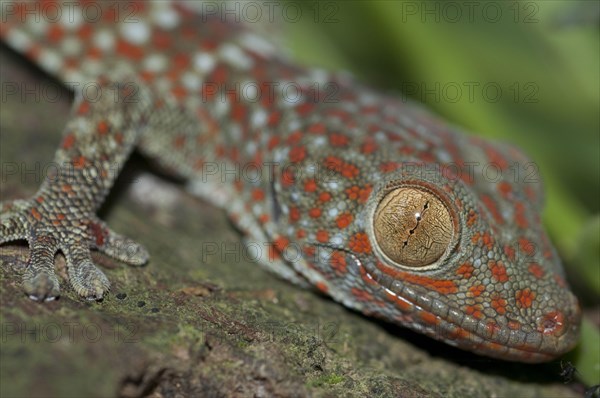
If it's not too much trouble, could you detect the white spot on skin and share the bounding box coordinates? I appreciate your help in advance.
[239,33,275,56]
[194,52,216,73]
[81,59,103,78]
[331,235,344,246]
[327,181,339,191]
[251,109,267,129]
[328,208,339,217]
[245,141,257,155]
[61,37,81,56]
[27,18,48,35]
[5,29,31,50]
[219,43,253,70]
[120,22,150,45]
[94,30,115,51]
[214,97,230,117]
[144,54,168,72]
[152,6,180,29]
[181,72,202,91]
[38,50,63,72]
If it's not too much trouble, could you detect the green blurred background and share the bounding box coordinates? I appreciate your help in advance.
[279,0,599,385]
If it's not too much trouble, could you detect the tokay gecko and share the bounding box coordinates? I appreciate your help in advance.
[0,1,581,362]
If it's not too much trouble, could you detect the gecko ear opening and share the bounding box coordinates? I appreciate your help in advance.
[372,186,455,269]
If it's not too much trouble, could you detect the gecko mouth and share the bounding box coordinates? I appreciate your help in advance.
[333,246,581,363]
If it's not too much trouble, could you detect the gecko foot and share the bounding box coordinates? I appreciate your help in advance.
[1,198,149,301]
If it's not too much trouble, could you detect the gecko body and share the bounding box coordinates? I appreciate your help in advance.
[0,1,580,362]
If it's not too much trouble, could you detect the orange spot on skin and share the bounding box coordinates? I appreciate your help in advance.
[481,195,503,224]
[465,304,484,319]
[273,237,289,254]
[308,123,326,134]
[336,213,353,229]
[378,266,458,295]
[348,232,371,254]
[469,284,485,297]
[289,146,306,163]
[384,290,412,311]
[258,214,269,223]
[72,156,87,169]
[281,169,295,187]
[345,185,372,203]
[251,188,265,201]
[351,287,373,302]
[318,192,331,202]
[516,288,536,308]
[287,131,303,144]
[528,263,545,279]
[316,230,329,243]
[47,24,64,43]
[507,320,521,330]
[420,311,439,325]
[448,326,471,341]
[466,210,478,227]
[489,260,509,282]
[30,208,42,221]
[330,251,347,274]
[173,135,186,149]
[361,138,378,154]
[341,164,359,179]
[289,207,300,223]
[296,229,306,239]
[456,262,474,279]
[62,134,76,150]
[304,179,317,192]
[514,202,528,228]
[329,133,349,147]
[379,161,401,173]
[116,38,144,60]
[77,102,90,115]
[504,245,516,261]
[97,120,109,135]
[309,208,321,218]
[491,293,507,315]
[357,265,378,287]
[498,181,512,198]
[296,103,314,116]
[315,282,329,294]
[267,111,280,127]
[519,237,536,256]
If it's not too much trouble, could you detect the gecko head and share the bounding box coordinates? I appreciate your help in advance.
[357,160,582,362]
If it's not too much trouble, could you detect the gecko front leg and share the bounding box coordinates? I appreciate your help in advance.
[1,76,151,301]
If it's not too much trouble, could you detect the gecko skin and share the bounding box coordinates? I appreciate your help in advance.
[0,1,580,362]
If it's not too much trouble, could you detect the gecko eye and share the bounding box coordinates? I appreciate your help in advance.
[372,187,454,268]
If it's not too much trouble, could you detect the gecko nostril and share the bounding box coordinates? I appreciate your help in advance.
[537,311,565,336]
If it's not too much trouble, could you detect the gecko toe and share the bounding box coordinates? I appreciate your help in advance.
[64,246,111,300]
[92,221,149,266]
[22,236,61,301]
[23,271,61,301]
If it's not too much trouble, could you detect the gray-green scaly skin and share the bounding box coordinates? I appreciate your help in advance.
[0,1,580,362]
